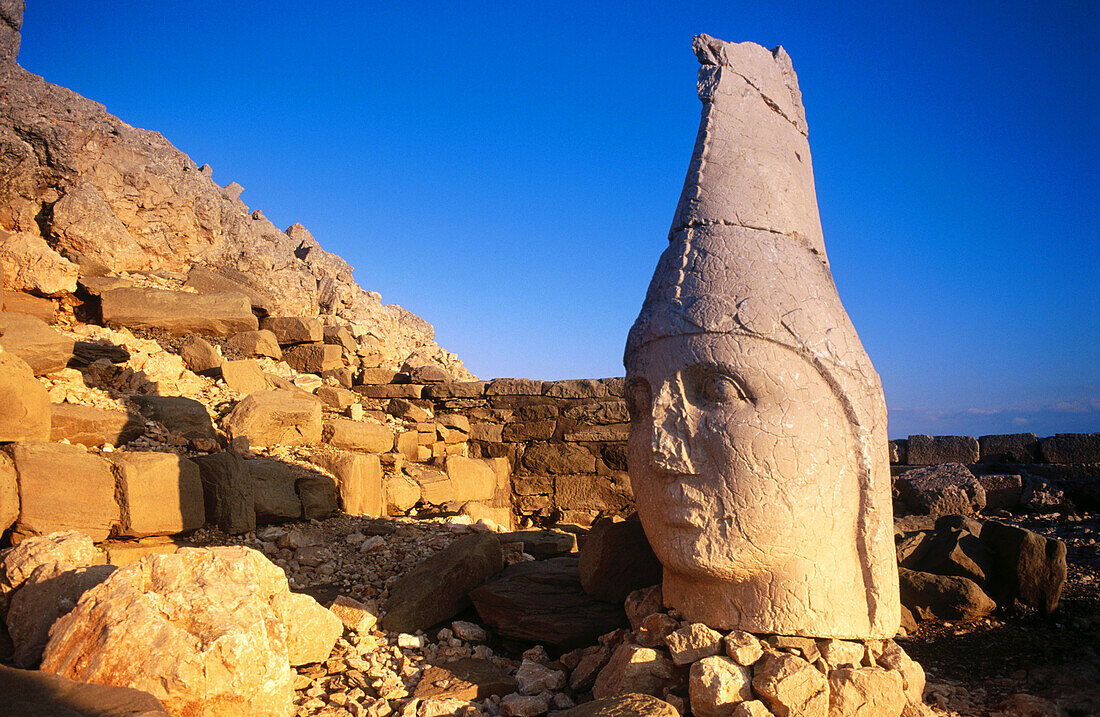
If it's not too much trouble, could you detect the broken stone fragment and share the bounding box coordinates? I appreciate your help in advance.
[381,533,503,634]
[178,335,222,373]
[895,464,987,516]
[228,329,282,359]
[827,666,906,717]
[665,623,724,665]
[591,643,676,700]
[724,630,765,666]
[688,655,752,717]
[752,651,830,717]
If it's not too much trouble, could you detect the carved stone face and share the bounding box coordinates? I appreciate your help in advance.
[626,332,859,584]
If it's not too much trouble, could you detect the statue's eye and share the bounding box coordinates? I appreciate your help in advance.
[700,371,749,404]
[625,378,652,420]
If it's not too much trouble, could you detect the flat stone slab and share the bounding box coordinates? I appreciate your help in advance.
[412,658,516,701]
[0,312,74,374]
[100,287,258,337]
[0,663,168,716]
[50,403,144,447]
[470,556,628,648]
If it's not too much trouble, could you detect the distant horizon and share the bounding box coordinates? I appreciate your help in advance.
[18,1,1098,439]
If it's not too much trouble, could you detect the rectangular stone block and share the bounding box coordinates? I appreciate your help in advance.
[313,451,384,518]
[220,358,272,395]
[977,474,1024,511]
[50,403,144,447]
[470,423,504,443]
[322,419,394,453]
[979,433,1039,463]
[109,452,205,537]
[396,431,420,460]
[542,379,609,399]
[1039,433,1100,463]
[423,382,487,399]
[907,435,979,465]
[358,368,400,385]
[260,316,323,344]
[563,423,630,442]
[100,287,257,337]
[502,420,556,442]
[513,475,553,496]
[353,384,424,399]
[284,343,343,374]
[522,442,598,475]
[554,473,634,513]
[485,378,545,396]
[8,442,120,541]
[562,400,630,426]
[102,537,185,566]
[246,458,304,522]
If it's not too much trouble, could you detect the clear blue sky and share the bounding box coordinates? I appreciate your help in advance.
[20,1,1098,438]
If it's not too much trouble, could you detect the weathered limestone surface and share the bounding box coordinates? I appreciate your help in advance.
[40,546,335,717]
[50,403,143,447]
[0,311,74,374]
[7,442,120,541]
[109,452,205,537]
[223,389,322,447]
[623,34,899,638]
[311,450,384,518]
[0,229,78,295]
[0,351,50,441]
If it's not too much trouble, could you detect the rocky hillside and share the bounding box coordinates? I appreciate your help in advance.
[0,1,471,380]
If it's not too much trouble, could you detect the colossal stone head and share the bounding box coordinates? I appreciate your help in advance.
[624,35,900,638]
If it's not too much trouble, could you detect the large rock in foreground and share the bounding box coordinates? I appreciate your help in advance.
[100,287,258,337]
[41,546,339,717]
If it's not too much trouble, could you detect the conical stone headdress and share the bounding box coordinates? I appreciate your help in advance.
[625,34,899,637]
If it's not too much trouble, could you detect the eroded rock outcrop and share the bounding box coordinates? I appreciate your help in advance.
[0,0,472,378]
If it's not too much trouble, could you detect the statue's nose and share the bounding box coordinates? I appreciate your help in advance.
[651,378,696,474]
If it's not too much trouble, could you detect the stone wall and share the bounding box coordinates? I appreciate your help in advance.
[373,377,633,526]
